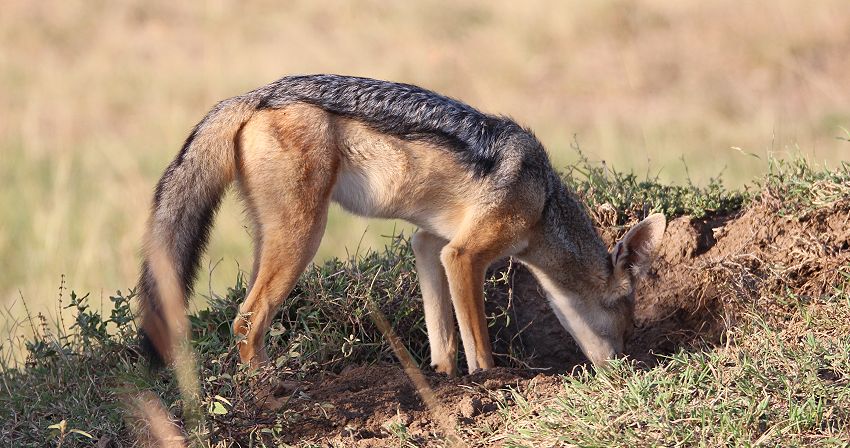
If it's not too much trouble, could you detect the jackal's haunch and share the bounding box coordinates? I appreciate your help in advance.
[139,74,665,383]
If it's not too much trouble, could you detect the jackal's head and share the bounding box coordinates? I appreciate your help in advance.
[531,213,666,367]
[597,213,666,360]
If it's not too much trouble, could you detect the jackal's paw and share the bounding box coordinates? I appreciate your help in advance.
[431,362,457,378]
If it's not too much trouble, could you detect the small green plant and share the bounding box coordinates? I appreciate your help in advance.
[757,157,850,215]
[66,292,108,344]
[564,140,747,223]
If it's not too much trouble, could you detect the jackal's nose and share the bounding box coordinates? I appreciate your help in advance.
[587,343,620,367]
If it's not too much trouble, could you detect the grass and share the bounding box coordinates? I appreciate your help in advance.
[565,141,748,224]
[482,297,850,447]
[0,234,450,446]
[3,0,850,326]
[2,3,850,443]
[1,157,848,446]
[758,157,850,215]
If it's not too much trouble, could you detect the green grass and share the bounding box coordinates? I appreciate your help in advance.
[565,142,748,223]
[0,237,427,446]
[1,158,849,446]
[478,296,850,447]
[758,157,850,215]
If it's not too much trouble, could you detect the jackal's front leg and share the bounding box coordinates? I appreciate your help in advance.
[412,231,458,376]
[440,245,494,373]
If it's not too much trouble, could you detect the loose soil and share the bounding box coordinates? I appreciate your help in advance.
[264,199,850,446]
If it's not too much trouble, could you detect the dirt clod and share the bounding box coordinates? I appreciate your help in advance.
[457,396,482,419]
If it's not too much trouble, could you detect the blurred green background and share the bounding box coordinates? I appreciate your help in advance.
[1,0,848,333]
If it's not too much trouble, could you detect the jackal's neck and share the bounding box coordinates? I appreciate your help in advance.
[523,176,611,291]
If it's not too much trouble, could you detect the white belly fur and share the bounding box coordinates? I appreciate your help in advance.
[329,120,477,241]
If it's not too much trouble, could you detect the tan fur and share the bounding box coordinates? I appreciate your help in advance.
[331,117,479,237]
[232,106,339,365]
[227,104,555,375]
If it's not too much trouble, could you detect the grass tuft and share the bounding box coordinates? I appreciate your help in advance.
[564,141,747,225]
[758,157,850,215]
[485,292,850,446]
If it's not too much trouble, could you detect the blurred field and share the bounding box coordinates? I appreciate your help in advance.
[1,0,848,329]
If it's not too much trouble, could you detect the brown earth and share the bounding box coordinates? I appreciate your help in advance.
[259,199,850,447]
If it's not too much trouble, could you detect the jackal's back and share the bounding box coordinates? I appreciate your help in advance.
[249,75,534,176]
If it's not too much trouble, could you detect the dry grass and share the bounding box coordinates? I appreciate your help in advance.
[2,0,849,328]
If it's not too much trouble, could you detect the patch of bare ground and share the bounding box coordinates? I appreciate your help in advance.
[257,196,849,446]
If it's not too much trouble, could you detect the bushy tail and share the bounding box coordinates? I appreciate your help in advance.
[138,97,256,366]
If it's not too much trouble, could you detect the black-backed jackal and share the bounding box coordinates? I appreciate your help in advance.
[140,75,665,389]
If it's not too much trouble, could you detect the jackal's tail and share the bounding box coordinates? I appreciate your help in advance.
[138,96,257,366]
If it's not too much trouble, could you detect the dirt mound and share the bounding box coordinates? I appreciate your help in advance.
[263,199,849,446]
[278,365,544,446]
[487,199,849,371]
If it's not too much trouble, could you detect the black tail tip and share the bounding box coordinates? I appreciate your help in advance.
[139,329,166,371]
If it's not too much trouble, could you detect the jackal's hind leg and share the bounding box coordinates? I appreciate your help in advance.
[231,108,337,368]
[411,231,457,376]
[232,215,327,366]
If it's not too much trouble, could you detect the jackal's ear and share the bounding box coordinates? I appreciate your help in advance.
[611,213,666,280]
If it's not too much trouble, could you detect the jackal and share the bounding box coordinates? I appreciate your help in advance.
[139,74,665,379]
